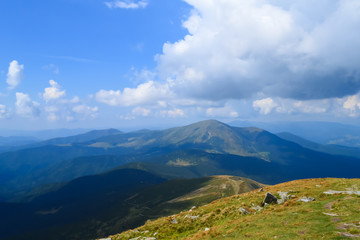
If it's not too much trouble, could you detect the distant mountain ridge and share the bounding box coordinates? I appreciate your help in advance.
[1,119,360,201]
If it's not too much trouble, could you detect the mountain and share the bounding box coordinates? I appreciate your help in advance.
[108,178,360,240]
[0,136,40,147]
[229,120,360,147]
[30,128,122,148]
[2,119,360,201]
[1,173,263,240]
[277,132,360,158]
[0,128,91,140]
[0,168,165,240]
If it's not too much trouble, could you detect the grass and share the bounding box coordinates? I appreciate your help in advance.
[107,178,360,240]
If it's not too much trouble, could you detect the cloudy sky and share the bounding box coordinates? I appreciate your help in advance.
[1,0,360,130]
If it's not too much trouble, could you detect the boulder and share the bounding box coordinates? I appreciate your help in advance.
[262,192,278,206]
[297,197,315,203]
[239,207,249,215]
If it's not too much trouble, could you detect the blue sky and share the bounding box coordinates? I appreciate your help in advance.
[1,0,360,130]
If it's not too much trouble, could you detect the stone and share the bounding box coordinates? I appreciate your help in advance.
[171,218,178,224]
[324,190,360,196]
[277,191,289,204]
[204,228,210,231]
[184,214,199,220]
[323,212,339,216]
[297,197,315,203]
[239,207,249,215]
[258,187,263,192]
[262,192,278,206]
[251,205,263,212]
[189,206,196,211]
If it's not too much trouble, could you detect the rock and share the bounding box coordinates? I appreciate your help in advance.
[184,214,199,220]
[239,207,249,215]
[251,205,263,212]
[204,228,210,231]
[98,238,111,240]
[323,212,339,216]
[171,218,178,224]
[297,197,315,203]
[262,192,278,206]
[277,191,289,204]
[189,206,196,211]
[258,187,263,192]
[324,190,360,196]
[142,238,157,240]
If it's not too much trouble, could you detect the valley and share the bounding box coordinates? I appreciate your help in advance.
[0,120,359,240]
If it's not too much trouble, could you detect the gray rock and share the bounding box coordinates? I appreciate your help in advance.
[297,197,315,203]
[184,214,199,220]
[171,218,178,224]
[258,187,263,192]
[262,192,278,206]
[277,191,289,204]
[238,207,249,215]
[324,190,360,196]
[251,205,263,212]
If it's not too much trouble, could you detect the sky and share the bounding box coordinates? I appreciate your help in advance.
[1,0,360,130]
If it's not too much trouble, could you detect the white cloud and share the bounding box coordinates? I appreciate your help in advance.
[105,0,148,9]
[167,108,185,118]
[155,0,360,101]
[132,106,151,116]
[6,60,24,90]
[72,105,98,118]
[206,105,239,118]
[95,81,172,107]
[0,104,11,119]
[343,95,360,117]
[43,80,66,102]
[15,92,40,118]
[253,98,277,115]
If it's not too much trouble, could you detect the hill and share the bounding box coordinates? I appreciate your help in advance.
[2,174,263,240]
[277,132,360,159]
[1,120,360,201]
[230,120,360,147]
[109,178,360,240]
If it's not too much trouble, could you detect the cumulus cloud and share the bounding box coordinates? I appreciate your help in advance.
[0,104,11,119]
[15,92,40,118]
[105,0,148,9]
[132,107,151,117]
[166,108,185,118]
[343,95,360,117]
[43,80,66,102]
[155,0,360,101]
[206,105,239,118]
[95,81,172,107]
[6,60,24,90]
[253,97,331,115]
[72,105,98,118]
[253,98,277,115]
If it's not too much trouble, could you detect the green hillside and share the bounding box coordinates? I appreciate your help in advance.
[3,175,263,240]
[108,178,360,240]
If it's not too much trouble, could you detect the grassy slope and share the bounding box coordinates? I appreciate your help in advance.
[110,178,360,240]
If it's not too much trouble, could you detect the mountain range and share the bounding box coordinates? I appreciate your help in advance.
[1,119,360,239]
